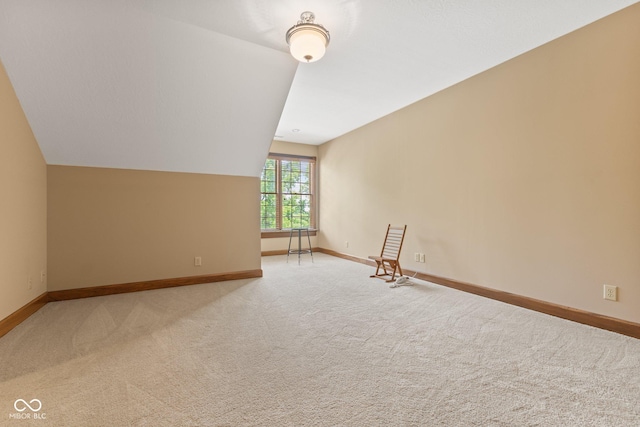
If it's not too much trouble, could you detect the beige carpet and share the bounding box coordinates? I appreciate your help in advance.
[1,253,639,426]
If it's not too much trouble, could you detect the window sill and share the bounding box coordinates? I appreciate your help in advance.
[261,229,317,239]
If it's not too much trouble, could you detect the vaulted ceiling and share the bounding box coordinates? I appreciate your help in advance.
[1,1,637,177]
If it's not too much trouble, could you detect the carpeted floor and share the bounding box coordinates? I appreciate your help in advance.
[1,253,639,426]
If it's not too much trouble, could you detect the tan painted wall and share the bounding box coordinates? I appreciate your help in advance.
[48,166,260,290]
[269,140,319,158]
[0,61,47,320]
[318,5,640,323]
[261,140,319,253]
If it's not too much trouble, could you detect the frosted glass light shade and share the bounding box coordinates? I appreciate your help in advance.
[286,12,330,63]
[289,29,327,63]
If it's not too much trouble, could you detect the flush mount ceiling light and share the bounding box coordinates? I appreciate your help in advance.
[286,11,330,63]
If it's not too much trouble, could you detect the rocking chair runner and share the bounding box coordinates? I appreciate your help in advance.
[369,224,407,282]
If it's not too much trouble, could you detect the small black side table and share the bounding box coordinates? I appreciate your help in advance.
[287,228,313,264]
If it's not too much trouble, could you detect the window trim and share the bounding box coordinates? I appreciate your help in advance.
[260,153,317,234]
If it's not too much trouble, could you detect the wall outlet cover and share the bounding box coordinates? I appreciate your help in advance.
[603,284,618,301]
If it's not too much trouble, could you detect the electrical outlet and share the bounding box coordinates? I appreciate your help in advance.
[41,271,46,283]
[414,253,420,262]
[603,284,617,301]
[194,256,202,267]
[345,241,349,248]
[419,253,426,263]
[28,276,32,290]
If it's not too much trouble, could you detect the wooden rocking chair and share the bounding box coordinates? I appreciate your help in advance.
[369,224,407,282]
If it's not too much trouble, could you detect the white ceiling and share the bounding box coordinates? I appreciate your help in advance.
[1,0,637,177]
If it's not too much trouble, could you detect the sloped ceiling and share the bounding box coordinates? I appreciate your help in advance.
[0,0,297,177]
[0,0,637,177]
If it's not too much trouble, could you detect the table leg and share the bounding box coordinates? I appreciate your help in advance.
[306,228,313,263]
[287,228,294,263]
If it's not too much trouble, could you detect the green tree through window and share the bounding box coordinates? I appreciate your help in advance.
[260,154,316,230]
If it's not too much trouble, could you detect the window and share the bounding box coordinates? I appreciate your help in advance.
[260,153,316,232]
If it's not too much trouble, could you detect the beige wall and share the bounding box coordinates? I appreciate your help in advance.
[261,140,319,253]
[48,166,260,290]
[318,4,640,323]
[0,61,47,320]
[269,140,319,158]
